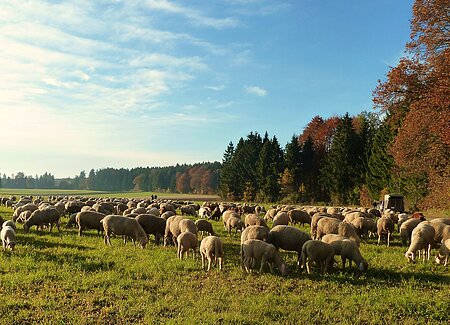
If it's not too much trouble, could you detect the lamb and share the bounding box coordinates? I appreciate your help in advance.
[179,219,198,235]
[377,216,395,246]
[23,208,60,233]
[405,222,435,262]
[135,214,166,245]
[226,216,245,236]
[1,225,16,251]
[328,239,368,271]
[195,219,215,238]
[288,209,311,226]
[316,217,341,240]
[268,225,311,266]
[177,231,198,259]
[338,221,361,246]
[2,220,16,232]
[435,238,450,266]
[241,239,287,275]
[200,236,223,271]
[399,218,425,246]
[240,225,270,245]
[164,215,185,246]
[101,215,148,249]
[76,211,106,236]
[300,240,335,274]
[272,211,289,227]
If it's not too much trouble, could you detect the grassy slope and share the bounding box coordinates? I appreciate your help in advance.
[0,206,449,324]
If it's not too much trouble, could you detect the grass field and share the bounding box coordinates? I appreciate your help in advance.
[0,204,449,324]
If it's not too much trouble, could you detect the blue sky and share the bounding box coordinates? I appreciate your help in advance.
[0,0,413,178]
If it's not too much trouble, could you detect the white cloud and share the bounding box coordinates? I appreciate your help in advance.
[245,85,267,97]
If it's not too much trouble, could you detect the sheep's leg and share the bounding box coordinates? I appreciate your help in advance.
[306,260,312,274]
[201,253,205,270]
[427,244,431,261]
[377,234,381,245]
[341,257,346,269]
[218,257,222,270]
[259,256,267,273]
[387,232,390,247]
[207,258,212,272]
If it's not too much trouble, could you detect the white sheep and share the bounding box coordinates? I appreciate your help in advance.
[435,238,450,266]
[399,218,424,246]
[329,239,368,271]
[1,225,16,251]
[101,215,148,249]
[177,231,198,259]
[200,236,223,271]
[300,240,335,274]
[316,217,341,240]
[2,220,16,232]
[405,222,435,262]
[241,239,287,275]
[377,216,395,246]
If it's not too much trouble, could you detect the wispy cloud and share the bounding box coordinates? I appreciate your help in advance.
[245,85,267,97]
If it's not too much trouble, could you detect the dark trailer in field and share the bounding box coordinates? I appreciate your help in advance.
[383,194,404,213]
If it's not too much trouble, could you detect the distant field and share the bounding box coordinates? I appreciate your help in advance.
[0,188,220,201]
[0,205,448,324]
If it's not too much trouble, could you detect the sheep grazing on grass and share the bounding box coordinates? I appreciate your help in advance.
[179,219,197,235]
[405,222,435,262]
[1,226,16,251]
[200,236,223,271]
[2,220,16,232]
[180,205,197,217]
[135,214,166,245]
[24,208,60,233]
[161,211,175,220]
[76,211,106,236]
[300,240,335,274]
[101,215,148,249]
[269,225,311,266]
[321,234,348,245]
[288,209,311,226]
[241,239,287,276]
[272,211,289,227]
[164,215,185,246]
[343,211,370,224]
[338,222,361,246]
[16,211,32,224]
[377,216,395,246]
[399,218,425,246]
[351,217,377,238]
[429,218,450,243]
[435,238,450,266]
[328,239,368,271]
[264,208,279,221]
[316,217,341,240]
[244,214,269,229]
[177,231,198,259]
[195,219,215,238]
[241,226,270,245]
[226,216,245,237]
[310,213,331,240]
[222,210,240,230]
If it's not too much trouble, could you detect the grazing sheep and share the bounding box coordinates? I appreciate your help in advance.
[65,201,85,215]
[76,211,106,236]
[1,226,16,251]
[222,210,240,230]
[226,216,245,236]
[135,214,166,245]
[429,218,450,243]
[241,225,270,245]
[377,216,395,246]
[198,207,211,219]
[397,213,410,231]
[244,214,269,229]
[338,222,361,246]
[180,205,198,217]
[351,217,377,238]
[101,215,148,249]
[328,239,368,271]
[23,208,60,233]
[195,219,215,238]
[300,240,335,274]
[65,213,78,228]
[316,217,341,240]
[310,213,331,239]
[269,225,311,266]
[160,211,176,220]
[164,215,185,246]
[179,219,198,235]
[288,209,311,226]
[272,211,289,227]
[2,220,16,232]
[405,222,435,262]
[12,203,38,221]
[241,239,287,276]
[200,236,223,271]
[321,234,348,245]
[16,211,32,224]
[177,231,198,259]
[264,208,279,221]
[343,211,369,224]
[399,218,425,246]
[435,238,450,266]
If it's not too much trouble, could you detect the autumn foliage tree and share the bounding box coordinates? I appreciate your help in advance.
[373,0,450,208]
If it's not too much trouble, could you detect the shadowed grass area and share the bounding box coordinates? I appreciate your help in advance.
[0,205,449,324]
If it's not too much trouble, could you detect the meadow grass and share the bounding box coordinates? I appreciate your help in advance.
[0,205,449,324]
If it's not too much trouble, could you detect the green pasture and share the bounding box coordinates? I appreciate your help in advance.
[0,205,448,324]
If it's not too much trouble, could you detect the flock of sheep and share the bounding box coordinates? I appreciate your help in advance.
[1,195,449,276]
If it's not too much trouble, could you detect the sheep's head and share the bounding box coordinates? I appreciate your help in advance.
[279,263,288,276]
[435,254,445,265]
[139,237,148,249]
[359,260,369,272]
[405,251,415,262]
